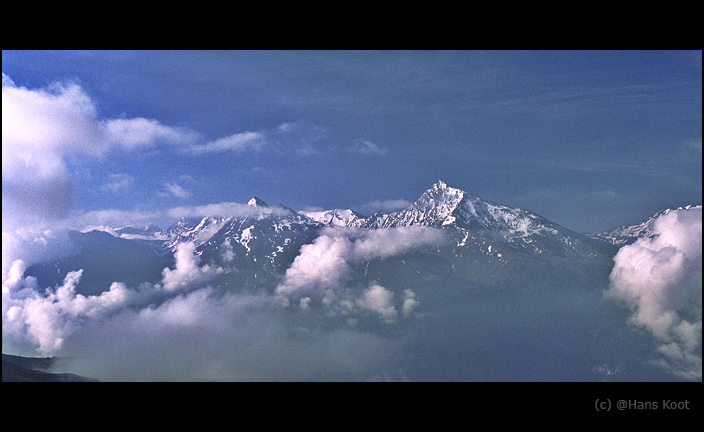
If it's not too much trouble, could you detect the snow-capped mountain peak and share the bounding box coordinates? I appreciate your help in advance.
[247,196,268,207]
[598,204,703,245]
[165,216,230,249]
[363,180,555,236]
[362,180,462,228]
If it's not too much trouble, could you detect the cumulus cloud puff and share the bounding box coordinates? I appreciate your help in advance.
[0,74,265,224]
[2,240,221,356]
[356,283,398,323]
[2,239,409,381]
[2,261,136,355]
[160,242,221,293]
[275,226,445,310]
[605,206,702,380]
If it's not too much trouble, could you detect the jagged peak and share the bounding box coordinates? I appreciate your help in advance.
[247,196,268,207]
[417,181,467,205]
[433,179,448,190]
[425,180,467,197]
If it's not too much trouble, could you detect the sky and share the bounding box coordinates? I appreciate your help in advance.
[2,50,702,235]
[2,50,702,382]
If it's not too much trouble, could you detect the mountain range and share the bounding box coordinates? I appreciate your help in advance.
[23,180,695,296]
[15,180,702,382]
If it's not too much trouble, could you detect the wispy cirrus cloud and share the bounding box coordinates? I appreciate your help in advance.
[101,173,135,193]
[360,199,412,214]
[349,139,387,156]
[183,131,268,154]
[160,182,192,199]
[1,75,272,224]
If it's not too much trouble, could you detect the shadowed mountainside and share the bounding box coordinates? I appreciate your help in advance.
[2,354,99,382]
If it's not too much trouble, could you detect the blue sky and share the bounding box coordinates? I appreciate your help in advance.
[2,50,701,234]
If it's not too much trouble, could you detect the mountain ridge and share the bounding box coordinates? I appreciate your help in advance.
[23,181,699,297]
[74,181,700,265]
[103,181,699,247]
[596,204,703,246]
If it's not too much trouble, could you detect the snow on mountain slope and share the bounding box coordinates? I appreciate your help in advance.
[362,180,560,235]
[360,180,587,257]
[192,199,322,277]
[597,205,703,246]
[22,180,697,301]
[107,182,611,266]
[247,196,269,207]
[300,209,366,227]
[164,216,230,250]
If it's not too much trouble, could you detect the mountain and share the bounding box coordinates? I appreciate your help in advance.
[22,181,667,296]
[2,354,99,382]
[12,182,700,382]
[597,205,702,246]
[247,196,269,207]
[195,201,321,281]
[365,180,581,239]
[165,182,615,290]
[164,216,230,249]
[24,229,173,296]
[300,208,366,227]
[360,181,615,282]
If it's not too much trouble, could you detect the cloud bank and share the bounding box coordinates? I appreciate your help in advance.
[1,227,438,380]
[3,210,693,381]
[606,206,702,380]
[3,261,136,355]
[2,240,223,357]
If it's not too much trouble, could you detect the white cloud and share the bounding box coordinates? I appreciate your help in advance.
[73,209,163,231]
[401,289,419,317]
[349,139,387,156]
[2,75,101,157]
[58,291,401,381]
[166,201,289,219]
[361,199,412,214]
[684,137,702,154]
[0,75,266,224]
[103,117,199,151]
[1,75,198,159]
[356,283,398,323]
[275,120,327,156]
[605,205,702,380]
[2,77,86,221]
[184,131,267,154]
[2,262,136,355]
[2,238,224,356]
[102,173,135,193]
[160,242,220,293]
[275,226,445,306]
[275,232,353,304]
[2,228,73,279]
[2,242,405,380]
[162,182,192,199]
